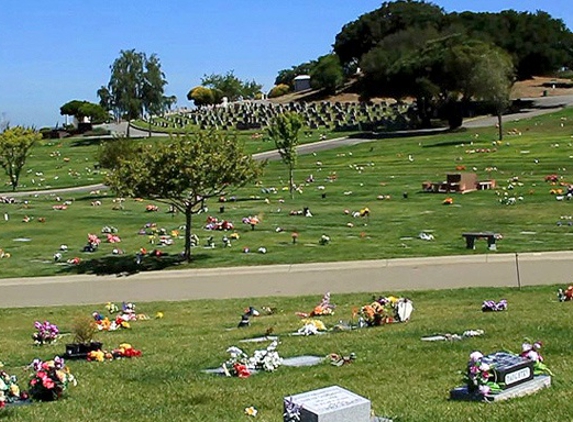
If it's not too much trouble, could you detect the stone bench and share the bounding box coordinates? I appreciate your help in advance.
[462,232,500,250]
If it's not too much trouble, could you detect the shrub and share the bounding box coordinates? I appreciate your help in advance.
[268,84,291,98]
[71,314,97,344]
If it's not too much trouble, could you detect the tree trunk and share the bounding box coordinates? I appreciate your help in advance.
[148,118,152,138]
[497,113,503,141]
[289,167,294,200]
[126,119,131,138]
[416,96,432,128]
[184,205,192,262]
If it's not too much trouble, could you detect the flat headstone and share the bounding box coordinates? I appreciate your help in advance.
[203,355,323,375]
[290,331,326,336]
[3,399,32,408]
[239,335,278,343]
[450,375,551,402]
[285,385,371,422]
[282,355,324,367]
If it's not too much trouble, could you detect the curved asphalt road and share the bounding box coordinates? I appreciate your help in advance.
[2,100,573,308]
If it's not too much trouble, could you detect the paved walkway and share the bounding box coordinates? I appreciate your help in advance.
[1,251,571,308]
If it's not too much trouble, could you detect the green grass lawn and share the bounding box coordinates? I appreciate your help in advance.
[0,129,340,193]
[1,108,573,278]
[0,285,570,421]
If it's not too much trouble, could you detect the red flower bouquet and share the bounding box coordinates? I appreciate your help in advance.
[28,357,76,402]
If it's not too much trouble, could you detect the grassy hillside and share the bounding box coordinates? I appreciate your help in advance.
[0,108,572,278]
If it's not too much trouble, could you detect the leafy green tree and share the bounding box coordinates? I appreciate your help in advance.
[467,48,515,140]
[97,86,112,112]
[187,86,215,107]
[334,0,446,66]
[60,100,109,124]
[79,102,110,124]
[99,49,168,137]
[361,34,515,129]
[59,100,85,118]
[102,132,262,261]
[164,95,178,112]
[0,126,42,191]
[96,137,143,172]
[447,10,573,79]
[267,112,303,199]
[142,54,168,136]
[336,2,573,80]
[275,61,317,88]
[359,29,448,126]
[242,79,264,99]
[310,54,345,94]
[200,71,262,101]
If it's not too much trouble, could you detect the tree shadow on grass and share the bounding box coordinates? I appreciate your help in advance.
[422,139,472,148]
[58,253,212,276]
[70,137,107,147]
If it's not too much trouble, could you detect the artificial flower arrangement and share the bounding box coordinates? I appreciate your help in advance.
[92,314,131,331]
[463,351,502,397]
[310,292,335,316]
[92,302,152,331]
[32,320,60,345]
[359,295,413,327]
[0,364,29,408]
[295,292,336,318]
[328,352,356,366]
[296,319,327,336]
[481,299,507,312]
[557,286,573,302]
[520,341,553,376]
[28,357,76,402]
[284,396,303,422]
[221,340,283,378]
[87,343,142,362]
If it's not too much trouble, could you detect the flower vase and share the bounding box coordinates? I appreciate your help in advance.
[65,341,103,359]
[89,341,103,351]
[65,343,81,358]
[33,387,63,402]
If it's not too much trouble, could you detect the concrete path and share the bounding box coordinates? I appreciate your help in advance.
[1,251,571,308]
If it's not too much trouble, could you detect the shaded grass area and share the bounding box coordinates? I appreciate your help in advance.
[0,108,573,278]
[0,285,571,421]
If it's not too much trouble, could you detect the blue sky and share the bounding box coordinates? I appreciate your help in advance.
[1,0,571,128]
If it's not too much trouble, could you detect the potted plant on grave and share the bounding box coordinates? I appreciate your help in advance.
[65,315,102,359]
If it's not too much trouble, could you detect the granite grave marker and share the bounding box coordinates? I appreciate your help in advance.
[285,385,370,422]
